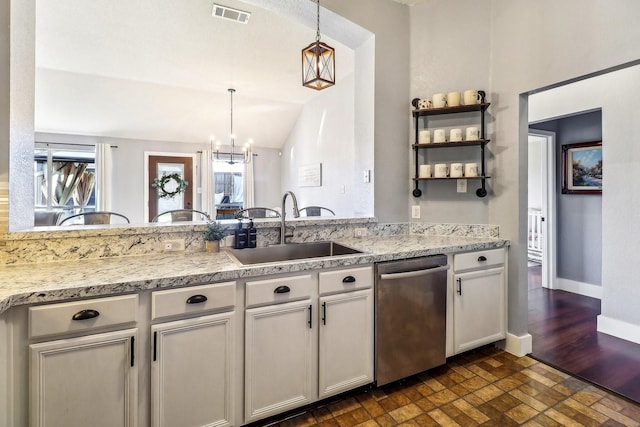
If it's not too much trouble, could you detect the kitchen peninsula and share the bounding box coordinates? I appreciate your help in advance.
[0,219,509,426]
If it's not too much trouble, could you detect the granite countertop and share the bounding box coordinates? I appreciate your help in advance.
[0,234,509,315]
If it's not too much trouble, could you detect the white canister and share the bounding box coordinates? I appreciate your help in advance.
[450,128,463,142]
[447,92,461,107]
[418,130,431,144]
[465,162,479,177]
[419,164,432,178]
[433,129,446,143]
[463,89,481,105]
[432,93,447,108]
[434,163,449,178]
[450,163,464,178]
[465,127,480,141]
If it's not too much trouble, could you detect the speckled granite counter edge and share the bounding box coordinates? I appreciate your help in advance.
[0,234,509,315]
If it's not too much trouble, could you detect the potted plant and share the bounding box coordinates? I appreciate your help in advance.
[203,221,226,253]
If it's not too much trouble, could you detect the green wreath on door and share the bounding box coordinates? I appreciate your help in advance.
[152,173,189,199]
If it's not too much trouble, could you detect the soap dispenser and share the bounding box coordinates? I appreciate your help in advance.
[247,219,257,248]
[233,219,248,249]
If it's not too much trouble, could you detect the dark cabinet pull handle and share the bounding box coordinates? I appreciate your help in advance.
[477,255,488,262]
[457,278,462,295]
[130,336,135,367]
[342,276,356,283]
[308,305,313,329]
[186,294,208,304]
[72,309,100,321]
[153,331,158,362]
[322,302,327,325]
[274,285,291,294]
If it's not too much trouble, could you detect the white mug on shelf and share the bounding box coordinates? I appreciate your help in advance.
[419,164,432,178]
[450,128,463,142]
[450,163,464,178]
[433,129,446,143]
[465,162,479,177]
[465,126,480,141]
[434,163,449,178]
[463,89,481,105]
[447,92,461,107]
[418,130,431,144]
[432,93,447,108]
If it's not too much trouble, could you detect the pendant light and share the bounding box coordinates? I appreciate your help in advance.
[301,0,335,90]
[211,88,251,164]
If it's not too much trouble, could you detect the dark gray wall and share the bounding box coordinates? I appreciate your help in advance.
[530,110,602,286]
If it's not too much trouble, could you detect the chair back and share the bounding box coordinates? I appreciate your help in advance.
[152,209,211,223]
[299,206,335,217]
[58,211,130,225]
[34,211,63,226]
[235,207,281,218]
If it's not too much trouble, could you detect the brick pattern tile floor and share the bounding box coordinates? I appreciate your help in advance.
[259,346,640,427]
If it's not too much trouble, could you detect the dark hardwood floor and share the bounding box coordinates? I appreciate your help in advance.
[528,266,640,403]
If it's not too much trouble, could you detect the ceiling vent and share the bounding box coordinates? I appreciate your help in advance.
[212,4,251,24]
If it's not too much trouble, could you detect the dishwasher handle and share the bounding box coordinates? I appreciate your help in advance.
[379,264,449,280]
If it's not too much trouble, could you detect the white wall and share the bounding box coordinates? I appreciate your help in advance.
[530,66,640,340]
[527,136,543,210]
[252,146,281,209]
[280,74,358,216]
[407,0,640,338]
[324,0,410,222]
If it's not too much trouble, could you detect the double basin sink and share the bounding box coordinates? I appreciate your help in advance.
[227,241,363,265]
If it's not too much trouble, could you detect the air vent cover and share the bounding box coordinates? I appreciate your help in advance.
[212,4,251,24]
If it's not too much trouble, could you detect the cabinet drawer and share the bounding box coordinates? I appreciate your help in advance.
[454,248,504,272]
[246,274,314,308]
[319,266,373,295]
[151,281,236,320]
[29,294,138,339]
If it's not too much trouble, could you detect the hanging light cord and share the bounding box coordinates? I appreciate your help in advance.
[229,88,235,164]
[315,0,321,42]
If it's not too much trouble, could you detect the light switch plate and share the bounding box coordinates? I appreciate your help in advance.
[457,179,467,193]
[411,205,420,219]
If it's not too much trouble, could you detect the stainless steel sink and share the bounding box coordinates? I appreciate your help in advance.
[227,241,363,265]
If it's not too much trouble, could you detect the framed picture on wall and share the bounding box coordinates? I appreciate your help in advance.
[562,141,602,194]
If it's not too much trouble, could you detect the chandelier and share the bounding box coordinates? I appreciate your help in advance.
[301,0,335,90]
[211,88,252,164]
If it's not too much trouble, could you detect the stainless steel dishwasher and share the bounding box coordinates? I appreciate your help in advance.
[375,255,449,386]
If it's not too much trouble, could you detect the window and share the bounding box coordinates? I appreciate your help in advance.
[34,146,97,214]
[213,162,244,219]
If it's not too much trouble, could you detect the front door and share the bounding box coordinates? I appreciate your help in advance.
[148,155,194,222]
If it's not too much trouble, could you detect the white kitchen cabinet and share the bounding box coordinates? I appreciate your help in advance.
[150,282,237,427]
[151,313,234,427]
[452,248,506,354]
[27,294,139,427]
[245,298,314,423]
[318,288,373,399]
[29,328,138,427]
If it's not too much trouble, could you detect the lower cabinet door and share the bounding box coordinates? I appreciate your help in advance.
[151,313,235,427]
[29,328,138,427]
[318,289,374,399]
[245,299,314,423]
[453,266,506,354]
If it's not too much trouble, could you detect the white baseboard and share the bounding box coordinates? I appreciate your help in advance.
[497,333,532,357]
[597,315,640,345]
[554,278,602,299]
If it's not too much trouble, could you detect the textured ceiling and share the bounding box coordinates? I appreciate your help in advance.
[35,0,367,149]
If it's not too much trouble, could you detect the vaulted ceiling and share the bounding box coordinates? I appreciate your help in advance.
[35,0,361,149]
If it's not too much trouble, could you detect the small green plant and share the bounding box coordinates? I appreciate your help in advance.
[203,221,226,242]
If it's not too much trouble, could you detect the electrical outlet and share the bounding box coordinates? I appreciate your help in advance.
[163,239,185,252]
[457,179,468,193]
[354,228,367,237]
[411,205,421,219]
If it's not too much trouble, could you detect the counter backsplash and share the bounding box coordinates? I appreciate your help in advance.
[0,218,499,266]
